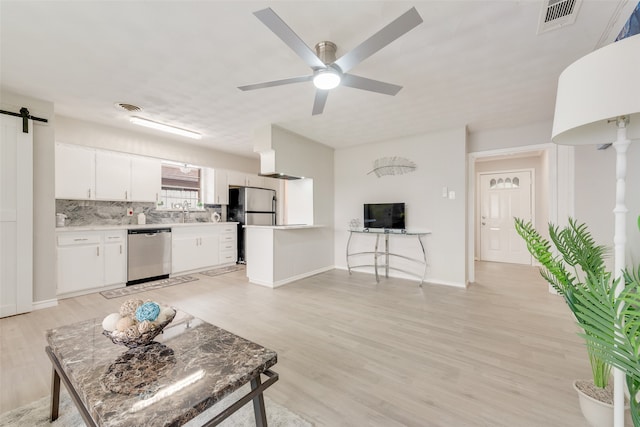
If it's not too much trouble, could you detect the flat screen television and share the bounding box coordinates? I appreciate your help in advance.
[363,203,405,230]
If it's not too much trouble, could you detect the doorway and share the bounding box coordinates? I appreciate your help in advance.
[470,147,553,272]
[478,169,533,264]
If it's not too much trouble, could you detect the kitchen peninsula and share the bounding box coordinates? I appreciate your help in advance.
[244,225,331,287]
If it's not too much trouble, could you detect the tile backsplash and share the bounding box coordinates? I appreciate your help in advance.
[56,200,226,227]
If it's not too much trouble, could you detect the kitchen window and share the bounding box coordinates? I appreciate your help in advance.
[159,163,202,210]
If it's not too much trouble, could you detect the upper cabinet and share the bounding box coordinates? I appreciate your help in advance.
[202,168,229,205]
[55,143,160,202]
[227,170,279,190]
[95,151,131,201]
[55,143,96,200]
[130,155,161,203]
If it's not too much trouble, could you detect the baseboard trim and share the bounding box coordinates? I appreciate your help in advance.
[32,298,58,311]
[334,266,466,288]
[249,266,335,288]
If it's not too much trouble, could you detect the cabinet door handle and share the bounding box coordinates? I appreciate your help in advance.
[97,246,100,256]
[88,188,91,198]
[120,244,122,254]
[74,238,88,241]
[156,193,159,201]
[125,190,128,200]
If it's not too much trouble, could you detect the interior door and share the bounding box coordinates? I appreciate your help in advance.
[0,115,33,317]
[480,171,532,264]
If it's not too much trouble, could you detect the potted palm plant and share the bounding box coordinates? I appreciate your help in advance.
[514,217,621,426]
[571,216,640,426]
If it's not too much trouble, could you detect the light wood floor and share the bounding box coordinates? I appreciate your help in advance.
[0,262,593,426]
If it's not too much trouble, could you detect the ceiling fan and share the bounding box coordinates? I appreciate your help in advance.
[238,7,423,115]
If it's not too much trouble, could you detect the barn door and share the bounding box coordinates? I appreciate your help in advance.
[0,115,33,317]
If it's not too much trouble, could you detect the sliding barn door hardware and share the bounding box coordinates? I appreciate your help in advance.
[0,107,48,133]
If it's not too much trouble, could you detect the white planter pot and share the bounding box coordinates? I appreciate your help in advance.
[574,380,614,427]
[573,380,630,427]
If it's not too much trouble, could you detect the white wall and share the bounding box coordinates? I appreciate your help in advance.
[1,90,56,304]
[55,115,259,173]
[574,142,640,269]
[269,126,335,228]
[468,120,553,152]
[285,178,314,225]
[334,127,468,287]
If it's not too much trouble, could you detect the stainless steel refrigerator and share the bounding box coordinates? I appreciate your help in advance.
[228,187,276,263]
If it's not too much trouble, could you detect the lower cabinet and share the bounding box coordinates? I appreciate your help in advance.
[172,224,237,274]
[57,230,127,296]
[219,224,238,265]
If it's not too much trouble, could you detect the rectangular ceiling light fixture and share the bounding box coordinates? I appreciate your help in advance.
[130,116,202,140]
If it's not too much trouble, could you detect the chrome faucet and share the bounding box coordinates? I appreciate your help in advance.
[181,200,190,223]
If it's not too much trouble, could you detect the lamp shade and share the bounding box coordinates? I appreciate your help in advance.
[552,34,640,145]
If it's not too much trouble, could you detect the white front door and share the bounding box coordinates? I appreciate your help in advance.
[0,115,33,317]
[480,170,532,264]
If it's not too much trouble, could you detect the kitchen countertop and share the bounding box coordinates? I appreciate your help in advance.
[56,222,238,232]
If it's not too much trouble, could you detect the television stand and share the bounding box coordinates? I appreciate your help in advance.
[346,230,431,285]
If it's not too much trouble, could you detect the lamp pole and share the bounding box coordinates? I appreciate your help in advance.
[613,116,630,427]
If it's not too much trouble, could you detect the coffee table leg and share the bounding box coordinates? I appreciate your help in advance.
[250,376,267,427]
[50,366,61,421]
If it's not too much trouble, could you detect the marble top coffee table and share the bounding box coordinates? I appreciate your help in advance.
[45,311,278,426]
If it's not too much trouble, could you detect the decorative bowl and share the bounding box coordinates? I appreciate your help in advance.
[102,309,176,348]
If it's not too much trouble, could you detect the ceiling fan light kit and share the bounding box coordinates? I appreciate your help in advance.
[313,68,341,90]
[239,7,423,115]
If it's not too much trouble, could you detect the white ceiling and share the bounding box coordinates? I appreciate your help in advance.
[0,1,633,158]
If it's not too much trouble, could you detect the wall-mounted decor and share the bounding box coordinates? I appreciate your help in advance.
[367,156,417,178]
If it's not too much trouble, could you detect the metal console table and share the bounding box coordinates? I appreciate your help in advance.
[346,229,431,286]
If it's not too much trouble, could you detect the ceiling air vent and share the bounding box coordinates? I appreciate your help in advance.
[537,0,583,34]
[114,103,142,112]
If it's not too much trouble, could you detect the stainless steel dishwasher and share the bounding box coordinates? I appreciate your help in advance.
[127,228,171,285]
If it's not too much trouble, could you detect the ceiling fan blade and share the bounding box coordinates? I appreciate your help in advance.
[312,90,329,115]
[341,74,402,96]
[333,7,423,73]
[238,75,312,91]
[254,8,326,70]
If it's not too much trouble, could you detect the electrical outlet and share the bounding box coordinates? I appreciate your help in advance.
[442,186,448,198]
[127,208,133,216]
[448,191,456,200]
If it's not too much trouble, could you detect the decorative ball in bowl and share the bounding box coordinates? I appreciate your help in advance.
[101,299,176,348]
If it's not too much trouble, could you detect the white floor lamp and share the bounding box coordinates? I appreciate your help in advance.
[551,34,640,426]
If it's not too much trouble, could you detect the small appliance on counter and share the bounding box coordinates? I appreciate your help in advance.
[137,212,146,225]
[56,213,67,227]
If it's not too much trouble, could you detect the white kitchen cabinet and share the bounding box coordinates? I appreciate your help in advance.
[103,231,127,285]
[95,151,131,201]
[227,170,267,189]
[245,174,265,188]
[226,170,246,187]
[214,169,229,204]
[262,176,281,192]
[56,144,161,202]
[57,230,127,296]
[57,232,104,294]
[131,155,161,203]
[218,224,238,265]
[202,168,229,205]
[55,143,96,200]
[171,225,220,274]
